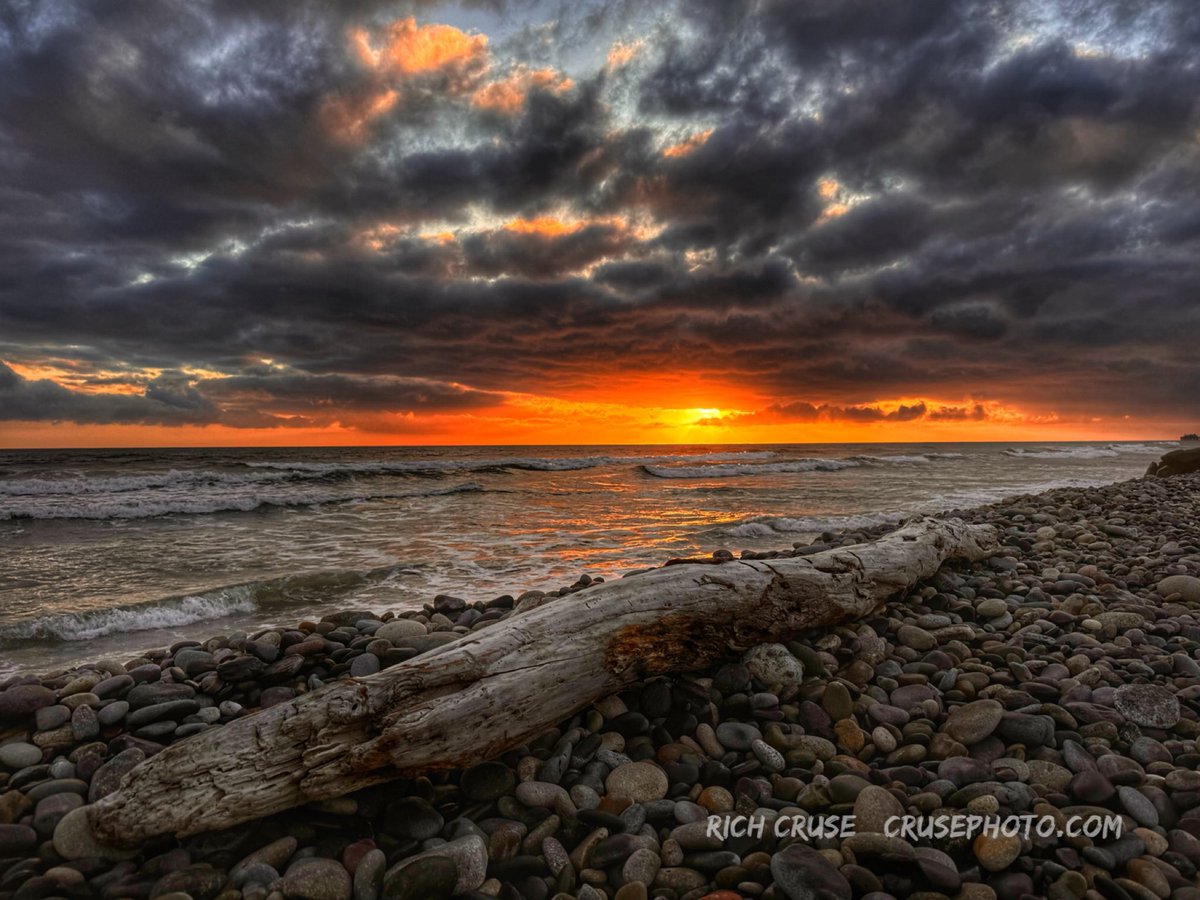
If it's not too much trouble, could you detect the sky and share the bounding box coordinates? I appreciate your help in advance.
[0,0,1198,448]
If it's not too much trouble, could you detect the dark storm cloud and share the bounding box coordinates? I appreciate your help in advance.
[0,361,504,428]
[703,400,929,427]
[0,0,1198,429]
[0,362,220,426]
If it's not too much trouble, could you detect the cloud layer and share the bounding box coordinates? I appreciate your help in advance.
[1,0,1197,439]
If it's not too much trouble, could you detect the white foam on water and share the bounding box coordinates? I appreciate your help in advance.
[0,589,259,643]
[644,452,961,479]
[0,481,485,521]
[242,450,777,475]
[1004,443,1169,460]
[0,564,412,644]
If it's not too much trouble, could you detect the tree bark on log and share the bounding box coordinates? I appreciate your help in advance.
[86,516,997,848]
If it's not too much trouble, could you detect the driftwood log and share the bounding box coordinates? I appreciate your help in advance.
[82,516,997,849]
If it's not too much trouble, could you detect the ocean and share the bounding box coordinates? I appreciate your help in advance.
[0,441,1178,675]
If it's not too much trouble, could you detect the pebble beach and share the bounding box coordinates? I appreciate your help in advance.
[1,473,1199,900]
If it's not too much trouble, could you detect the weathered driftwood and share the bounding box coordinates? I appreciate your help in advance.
[85,516,997,848]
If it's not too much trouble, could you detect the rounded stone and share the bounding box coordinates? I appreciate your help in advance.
[0,684,56,718]
[33,792,84,836]
[741,644,804,690]
[1069,770,1114,803]
[871,726,897,753]
[853,785,904,834]
[896,625,937,651]
[973,832,1021,871]
[1157,574,1200,602]
[1113,684,1181,729]
[52,805,138,861]
[821,683,853,720]
[622,847,661,886]
[942,700,1004,745]
[280,858,351,900]
[383,835,487,896]
[714,722,762,751]
[976,598,1008,618]
[98,700,130,726]
[770,842,852,900]
[1116,786,1158,827]
[0,741,42,769]
[385,798,444,840]
[381,856,457,900]
[352,848,386,899]
[35,705,71,730]
[606,761,669,802]
[349,653,380,678]
[375,620,428,644]
[233,836,300,876]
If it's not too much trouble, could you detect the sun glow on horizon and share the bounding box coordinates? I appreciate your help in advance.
[0,368,1184,448]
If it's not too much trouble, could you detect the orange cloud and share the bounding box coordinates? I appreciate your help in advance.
[350,18,487,77]
[356,221,407,251]
[472,66,573,115]
[5,361,150,397]
[817,177,840,200]
[325,19,490,142]
[815,176,851,222]
[663,129,713,158]
[605,39,643,70]
[503,216,587,237]
[321,87,401,144]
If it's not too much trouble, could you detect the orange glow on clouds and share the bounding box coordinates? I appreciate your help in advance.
[663,129,714,158]
[350,19,487,76]
[1,381,1177,449]
[322,87,401,144]
[472,67,573,115]
[325,18,490,142]
[5,361,147,397]
[606,40,643,70]
[503,216,587,237]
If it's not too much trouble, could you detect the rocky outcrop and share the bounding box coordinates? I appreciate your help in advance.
[1146,445,1200,477]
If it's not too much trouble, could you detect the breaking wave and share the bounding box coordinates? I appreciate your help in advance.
[242,450,777,476]
[0,481,485,521]
[0,565,408,644]
[642,452,963,479]
[1004,443,1169,460]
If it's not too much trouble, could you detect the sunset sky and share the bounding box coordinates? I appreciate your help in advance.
[1,0,1198,447]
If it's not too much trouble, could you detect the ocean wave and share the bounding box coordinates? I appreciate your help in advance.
[242,450,778,476]
[1004,443,1170,460]
[0,468,295,497]
[643,452,961,479]
[1004,446,1118,459]
[719,475,1121,540]
[0,481,485,521]
[0,451,780,503]
[0,565,407,644]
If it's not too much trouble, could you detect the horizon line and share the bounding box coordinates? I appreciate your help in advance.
[0,437,1184,452]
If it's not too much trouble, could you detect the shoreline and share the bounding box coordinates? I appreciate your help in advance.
[1,474,1198,899]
